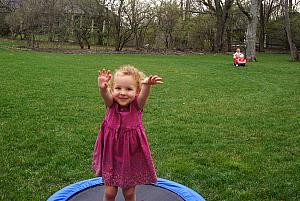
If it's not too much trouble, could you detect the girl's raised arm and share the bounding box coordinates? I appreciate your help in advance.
[137,75,163,110]
[98,69,113,108]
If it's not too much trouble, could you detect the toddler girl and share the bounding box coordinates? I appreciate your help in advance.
[92,65,163,201]
[233,48,246,66]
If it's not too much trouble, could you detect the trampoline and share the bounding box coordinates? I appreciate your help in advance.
[47,177,205,201]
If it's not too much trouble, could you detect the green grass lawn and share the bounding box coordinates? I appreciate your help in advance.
[0,37,112,51]
[0,47,299,201]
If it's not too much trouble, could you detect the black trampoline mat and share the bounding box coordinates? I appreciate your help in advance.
[68,184,184,201]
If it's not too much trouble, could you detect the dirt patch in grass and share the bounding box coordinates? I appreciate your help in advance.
[2,45,205,55]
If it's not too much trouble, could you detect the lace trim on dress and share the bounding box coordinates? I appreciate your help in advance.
[102,171,157,188]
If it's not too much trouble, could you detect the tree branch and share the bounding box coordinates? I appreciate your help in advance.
[236,0,252,20]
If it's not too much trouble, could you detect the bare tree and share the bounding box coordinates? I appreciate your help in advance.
[1,1,14,35]
[258,0,281,52]
[179,0,191,20]
[195,0,234,52]
[108,0,134,51]
[68,0,97,49]
[42,0,65,42]
[7,0,44,47]
[0,0,19,12]
[94,0,108,46]
[226,7,248,51]
[156,0,181,49]
[125,0,154,50]
[282,0,299,60]
[3,0,23,37]
[176,0,192,49]
[237,0,262,61]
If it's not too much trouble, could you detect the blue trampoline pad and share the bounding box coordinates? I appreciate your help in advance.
[47,177,205,201]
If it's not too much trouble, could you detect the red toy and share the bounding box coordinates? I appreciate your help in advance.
[233,48,247,67]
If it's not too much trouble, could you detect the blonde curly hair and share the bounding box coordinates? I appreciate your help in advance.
[109,65,146,92]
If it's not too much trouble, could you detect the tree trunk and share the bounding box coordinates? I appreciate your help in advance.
[258,1,265,52]
[213,12,224,52]
[130,0,140,50]
[258,0,278,52]
[213,0,234,52]
[135,31,140,50]
[32,34,35,48]
[113,0,124,51]
[226,28,232,52]
[282,0,299,61]
[258,28,265,52]
[47,4,55,43]
[83,35,90,49]
[185,0,191,20]
[48,20,54,42]
[75,30,84,49]
[245,0,261,61]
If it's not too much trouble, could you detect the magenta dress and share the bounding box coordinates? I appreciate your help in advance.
[92,98,157,188]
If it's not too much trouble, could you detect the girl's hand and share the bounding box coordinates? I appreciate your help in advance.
[142,75,163,85]
[98,69,111,89]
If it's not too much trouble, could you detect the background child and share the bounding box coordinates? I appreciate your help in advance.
[233,48,246,66]
[233,48,244,59]
[92,65,163,201]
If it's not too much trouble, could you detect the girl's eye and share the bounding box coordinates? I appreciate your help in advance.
[115,87,121,90]
[127,88,133,91]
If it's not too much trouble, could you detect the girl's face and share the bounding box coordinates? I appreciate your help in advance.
[112,74,138,107]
